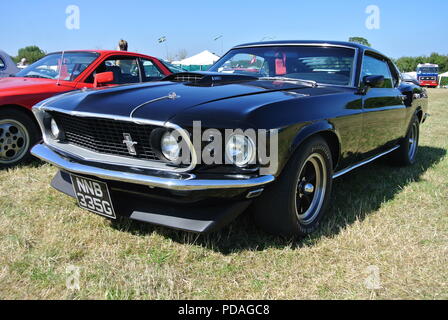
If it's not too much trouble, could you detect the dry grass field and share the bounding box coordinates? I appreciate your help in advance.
[0,89,447,300]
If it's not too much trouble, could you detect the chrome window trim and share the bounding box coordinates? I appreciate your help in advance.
[224,43,359,88]
[32,105,198,173]
[233,43,359,50]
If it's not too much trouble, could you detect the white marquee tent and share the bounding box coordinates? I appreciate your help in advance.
[172,50,220,66]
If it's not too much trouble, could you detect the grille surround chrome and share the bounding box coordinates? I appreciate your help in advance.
[32,106,198,173]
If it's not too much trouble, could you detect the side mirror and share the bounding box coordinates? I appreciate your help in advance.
[363,75,385,88]
[94,71,114,87]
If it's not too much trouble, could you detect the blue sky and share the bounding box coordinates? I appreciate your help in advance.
[1,0,446,59]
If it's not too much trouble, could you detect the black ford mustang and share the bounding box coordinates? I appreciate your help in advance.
[31,41,428,237]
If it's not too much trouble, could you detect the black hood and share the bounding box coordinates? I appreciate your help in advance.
[41,75,344,124]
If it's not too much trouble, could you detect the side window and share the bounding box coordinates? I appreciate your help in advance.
[141,59,164,81]
[86,56,140,84]
[0,57,5,69]
[388,62,400,87]
[361,55,393,88]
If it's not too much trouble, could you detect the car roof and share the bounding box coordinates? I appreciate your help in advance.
[233,40,382,54]
[45,50,157,59]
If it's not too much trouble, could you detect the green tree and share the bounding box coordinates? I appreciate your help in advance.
[395,56,418,72]
[348,37,371,47]
[14,46,46,64]
[428,53,448,73]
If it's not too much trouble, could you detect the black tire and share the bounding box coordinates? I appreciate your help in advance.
[0,108,40,169]
[252,136,333,237]
[390,115,420,166]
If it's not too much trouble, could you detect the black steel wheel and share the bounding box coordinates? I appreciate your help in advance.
[252,136,333,237]
[390,114,420,166]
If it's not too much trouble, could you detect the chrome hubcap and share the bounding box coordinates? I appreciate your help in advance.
[295,153,327,225]
[408,122,418,160]
[0,119,29,164]
[303,183,315,194]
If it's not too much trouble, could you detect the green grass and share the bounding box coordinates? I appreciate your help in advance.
[0,89,447,300]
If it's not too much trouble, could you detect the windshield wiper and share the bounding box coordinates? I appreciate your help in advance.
[23,75,52,79]
[259,76,318,87]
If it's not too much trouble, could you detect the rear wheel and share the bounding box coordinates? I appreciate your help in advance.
[0,108,40,169]
[390,115,420,166]
[252,136,333,237]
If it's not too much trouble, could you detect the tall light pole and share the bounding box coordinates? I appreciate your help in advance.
[214,35,223,56]
[158,36,169,60]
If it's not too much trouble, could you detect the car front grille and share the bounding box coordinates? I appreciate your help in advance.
[51,112,162,162]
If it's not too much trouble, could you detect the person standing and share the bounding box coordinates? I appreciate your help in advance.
[17,58,29,69]
[118,39,128,51]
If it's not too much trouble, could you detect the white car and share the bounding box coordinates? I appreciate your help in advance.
[0,50,20,77]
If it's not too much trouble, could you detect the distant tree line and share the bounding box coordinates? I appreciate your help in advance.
[394,53,448,73]
[11,46,46,64]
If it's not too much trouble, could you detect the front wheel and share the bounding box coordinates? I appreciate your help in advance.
[252,136,333,237]
[0,108,40,169]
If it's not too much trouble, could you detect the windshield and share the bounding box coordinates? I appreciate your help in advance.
[209,46,356,86]
[16,52,99,80]
[402,74,417,81]
[160,60,186,73]
[417,67,438,74]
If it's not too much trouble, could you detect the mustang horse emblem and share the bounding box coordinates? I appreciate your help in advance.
[129,92,181,119]
[122,133,138,155]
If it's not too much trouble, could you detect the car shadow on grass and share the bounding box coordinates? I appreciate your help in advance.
[0,159,45,171]
[110,146,446,254]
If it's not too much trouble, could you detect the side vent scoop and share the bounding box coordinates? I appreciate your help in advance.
[162,72,258,85]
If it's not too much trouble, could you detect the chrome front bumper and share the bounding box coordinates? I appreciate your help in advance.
[31,144,275,191]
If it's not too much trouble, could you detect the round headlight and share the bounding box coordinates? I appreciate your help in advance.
[161,131,181,162]
[225,134,256,167]
[50,118,61,139]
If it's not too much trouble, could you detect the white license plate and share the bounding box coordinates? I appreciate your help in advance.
[70,174,116,219]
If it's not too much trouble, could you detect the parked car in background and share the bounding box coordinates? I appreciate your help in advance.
[0,50,173,168]
[0,50,20,78]
[401,73,420,86]
[31,41,428,237]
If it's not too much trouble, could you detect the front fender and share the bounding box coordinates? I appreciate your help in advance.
[291,121,338,152]
[274,120,341,175]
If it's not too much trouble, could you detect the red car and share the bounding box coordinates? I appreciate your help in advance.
[0,50,173,168]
